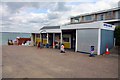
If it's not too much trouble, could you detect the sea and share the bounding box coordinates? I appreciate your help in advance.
[0,32,31,45]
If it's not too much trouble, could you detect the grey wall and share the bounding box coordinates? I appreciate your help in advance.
[115,10,120,19]
[100,29,114,54]
[77,29,98,54]
[118,1,120,7]
[118,10,120,19]
[114,22,120,26]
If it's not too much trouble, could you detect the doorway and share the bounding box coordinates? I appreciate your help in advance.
[62,29,76,51]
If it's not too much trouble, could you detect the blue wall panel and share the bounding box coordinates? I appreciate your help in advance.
[100,29,114,54]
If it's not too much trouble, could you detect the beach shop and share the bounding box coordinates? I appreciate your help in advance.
[60,21,115,55]
[39,26,61,48]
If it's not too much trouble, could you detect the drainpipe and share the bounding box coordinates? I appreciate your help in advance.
[75,29,77,52]
[61,31,62,44]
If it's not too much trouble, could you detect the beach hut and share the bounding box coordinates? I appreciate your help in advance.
[60,21,115,55]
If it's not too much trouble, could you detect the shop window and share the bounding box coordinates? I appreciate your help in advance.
[107,12,112,16]
[71,17,80,23]
[43,34,47,39]
[106,11,112,19]
[100,14,104,20]
[36,34,40,38]
[84,15,92,21]
[63,37,69,42]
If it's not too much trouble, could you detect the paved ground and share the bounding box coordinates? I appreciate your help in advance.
[2,45,118,78]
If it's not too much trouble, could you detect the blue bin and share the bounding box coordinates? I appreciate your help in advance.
[46,44,49,48]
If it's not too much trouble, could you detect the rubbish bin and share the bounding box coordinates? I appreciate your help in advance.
[91,46,94,52]
[89,46,95,57]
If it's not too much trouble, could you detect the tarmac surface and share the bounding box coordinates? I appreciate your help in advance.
[2,45,118,78]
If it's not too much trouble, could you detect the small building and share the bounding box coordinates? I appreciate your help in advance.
[61,21,115,55]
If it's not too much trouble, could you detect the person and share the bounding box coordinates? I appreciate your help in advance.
[60,44,65,53]
[8,40,13,45]
[37,42,40,48]
[8,39,10,45]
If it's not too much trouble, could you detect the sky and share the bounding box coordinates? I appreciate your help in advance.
[0,0,120,33]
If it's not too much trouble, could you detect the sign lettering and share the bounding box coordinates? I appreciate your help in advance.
[104,24,112,28]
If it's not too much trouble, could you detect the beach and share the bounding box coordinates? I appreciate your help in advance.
[2,45,118,78]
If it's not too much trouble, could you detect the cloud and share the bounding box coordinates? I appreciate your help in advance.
[53,2,71,12]
[0,3,10,18]
[69,0,119,16]
[1,1,119,33]
[47,12,61,20]
[4,2,57,13]
[5,2,27,12]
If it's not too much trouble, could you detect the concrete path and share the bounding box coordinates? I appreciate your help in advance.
[2,45,118,78]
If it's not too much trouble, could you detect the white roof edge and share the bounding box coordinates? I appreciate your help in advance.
[103,19,120,22]
[61,21,115,31]
[40,29,61,33]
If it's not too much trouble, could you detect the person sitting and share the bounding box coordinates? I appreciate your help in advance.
[60,44,65,53]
